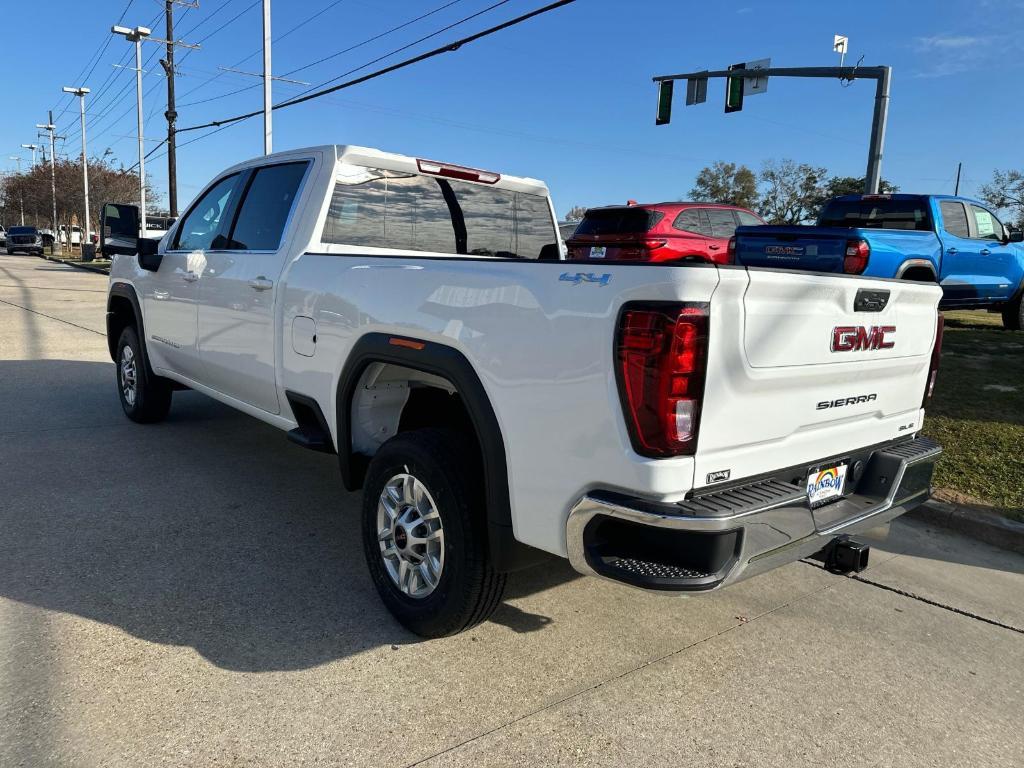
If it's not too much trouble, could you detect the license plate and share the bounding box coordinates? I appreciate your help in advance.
[806,463,847,506]
[589,246,607,259]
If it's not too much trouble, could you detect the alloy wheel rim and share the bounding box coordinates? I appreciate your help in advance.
[376,473,445,599]
[120,345,137,407]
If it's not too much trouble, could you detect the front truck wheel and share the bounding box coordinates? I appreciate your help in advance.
[361,428,506,638]
[116,326,173,423]
[1002,291,1023,330]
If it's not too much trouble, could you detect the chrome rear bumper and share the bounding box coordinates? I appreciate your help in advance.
[566,436,941,593]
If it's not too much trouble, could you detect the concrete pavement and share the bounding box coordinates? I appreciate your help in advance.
[0,253,1021,767]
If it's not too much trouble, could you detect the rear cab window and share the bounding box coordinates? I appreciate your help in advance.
[321,164,557,259]
[818,197,933,231]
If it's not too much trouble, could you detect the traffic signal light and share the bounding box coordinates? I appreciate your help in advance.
[656,80,673,125]
[725,63,745,113]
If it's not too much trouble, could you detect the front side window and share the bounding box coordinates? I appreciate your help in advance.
[736,210,763,227]
[228,162,308,250]
[969,204,1003,240]
[321,166,556,259]
[173,173,239,251]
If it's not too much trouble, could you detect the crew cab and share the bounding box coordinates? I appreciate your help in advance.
[102,145,943,638]
[732,193,1024,329]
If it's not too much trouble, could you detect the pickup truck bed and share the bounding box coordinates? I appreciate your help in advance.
[104,145,944,637]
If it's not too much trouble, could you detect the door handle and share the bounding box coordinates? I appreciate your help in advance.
[946,247,958,255]
[980,248,991,255]
[708,244,721,250]
[249,276,274,291]
[182,271,199,282]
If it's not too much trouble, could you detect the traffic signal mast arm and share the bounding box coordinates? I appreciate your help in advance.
[652,65,891,194]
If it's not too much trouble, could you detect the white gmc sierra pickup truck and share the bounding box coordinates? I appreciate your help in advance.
[102,145,944,637]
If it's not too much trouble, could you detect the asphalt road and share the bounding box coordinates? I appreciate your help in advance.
[1,252,1022,767]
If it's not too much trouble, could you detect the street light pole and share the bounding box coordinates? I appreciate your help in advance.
[112,25,152,233]
[63,86,92,249]
[262,0,272,155]
[8,156,25,225]
[37,116,62,255]
[20,144,39,168]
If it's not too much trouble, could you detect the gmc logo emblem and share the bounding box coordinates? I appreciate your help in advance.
[831,325,896,352]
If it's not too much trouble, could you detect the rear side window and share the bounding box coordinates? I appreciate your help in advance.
[574,208,664,236]
[736,210,763,227]
[321,167,556,259]
[173,173,240,250]
[818,198,932,231]
[705,208,738,238]
[672,209,703,234]
[227,162,307,250]
[939,201,970,238]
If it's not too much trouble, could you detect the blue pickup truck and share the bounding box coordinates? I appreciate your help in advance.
[733,193,1024,329]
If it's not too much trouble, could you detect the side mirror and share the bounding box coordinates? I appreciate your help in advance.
[137,237,163,272]
[1008,228,1023,243]
[100,202,140,256]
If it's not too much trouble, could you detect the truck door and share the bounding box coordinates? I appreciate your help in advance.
[966,203,1017,301]
[197,161,310,414]
[936,199,981,304]
[144,172,242,381]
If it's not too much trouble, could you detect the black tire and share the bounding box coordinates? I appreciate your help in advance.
[1002,292,1023,331]
[115,325,172,423]
[361,428,506,638]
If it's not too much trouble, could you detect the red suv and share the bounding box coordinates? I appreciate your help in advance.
[566,202,764,264]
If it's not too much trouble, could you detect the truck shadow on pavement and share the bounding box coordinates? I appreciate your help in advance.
[0,359,577,672]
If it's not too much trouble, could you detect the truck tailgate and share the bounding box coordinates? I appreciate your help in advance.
[733,225,848,273]
[695,268,942,489]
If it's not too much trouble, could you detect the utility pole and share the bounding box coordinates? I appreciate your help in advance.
[37,114,62,254]
[160,1,199,218]
[652,65,893,195]
[63,87,92,248]
[262,0,272,154]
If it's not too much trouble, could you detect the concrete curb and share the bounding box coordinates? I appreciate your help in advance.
[37,252,110,276]
[908,499,1024,555]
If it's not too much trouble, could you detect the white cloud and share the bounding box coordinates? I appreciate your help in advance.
[914,34,982,50]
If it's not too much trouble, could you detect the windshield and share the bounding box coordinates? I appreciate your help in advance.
[9,227,37,235]
[818,198,932,231]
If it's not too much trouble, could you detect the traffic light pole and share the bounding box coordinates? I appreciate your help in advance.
[652,65,892,194]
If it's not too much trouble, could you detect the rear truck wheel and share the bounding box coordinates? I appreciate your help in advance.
[1002,291,1023,330]
[361,428,506,638]
[116,325,173,423]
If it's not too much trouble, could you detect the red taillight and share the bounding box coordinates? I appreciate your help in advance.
[644,238,667,251]
[922,313,944,407]
[727,236,736,263]
[616,304,709,457]
[844,238,870,274]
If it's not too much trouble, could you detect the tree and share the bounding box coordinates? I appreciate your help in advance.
[820,175,899,200]
[0,157,156,235]
[757,159,829,225]
[980,169,1024,228]
[563,205,587,222]
[688,161,758,210]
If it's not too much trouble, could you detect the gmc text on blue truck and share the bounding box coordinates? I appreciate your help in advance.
[732,194,1024,329]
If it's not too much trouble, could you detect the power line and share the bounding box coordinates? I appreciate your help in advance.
[51,0,136,123]
[178,0,573,135]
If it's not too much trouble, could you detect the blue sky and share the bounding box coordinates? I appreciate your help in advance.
[2,0,1022,218]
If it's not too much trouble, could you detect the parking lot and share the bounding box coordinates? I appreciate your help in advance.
[0,252,1022,767]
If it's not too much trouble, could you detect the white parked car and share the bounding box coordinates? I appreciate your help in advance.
[103,145,944,637]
